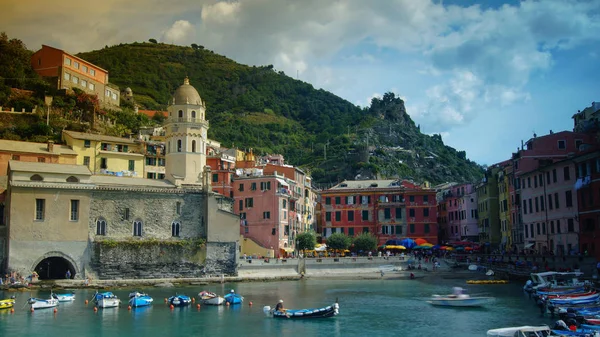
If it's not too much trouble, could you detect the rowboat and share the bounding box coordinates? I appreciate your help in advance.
[27,297,59,309]
[128,292,153,308]
[198,291,224,306]
[224,290,243,305]
[168,294,191,307]
[263,301,339,319]
[0,298,15,309]
[52,293,76,302]
[94,292,121,308]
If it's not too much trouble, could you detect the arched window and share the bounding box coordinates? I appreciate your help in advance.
[177,140,182,152]
[191,110,196,118]
[96,218,107,236]
[30,174,43,181]
[133,220,143,236]
[172,221,180,237]
[178,110,183,118]
[192,140,196,153]
[67,176,79,183]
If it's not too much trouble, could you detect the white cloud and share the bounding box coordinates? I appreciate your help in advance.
[161,20,195,44]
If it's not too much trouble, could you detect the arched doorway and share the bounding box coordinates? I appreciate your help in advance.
[33,255,77,280]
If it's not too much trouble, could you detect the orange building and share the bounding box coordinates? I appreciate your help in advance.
[31,45,120,108]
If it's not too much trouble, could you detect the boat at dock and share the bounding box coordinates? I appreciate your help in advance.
[168,294,191,307]
[94,292,121,308]
[263,301,339,319]
[128,292,153,308]
[0,298,15,309]
[52,293,76,302]
[486,325,552,336]
[198,291,224,305]
[224,290,243,305]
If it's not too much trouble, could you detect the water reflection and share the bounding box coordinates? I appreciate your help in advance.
[131,305,153,319]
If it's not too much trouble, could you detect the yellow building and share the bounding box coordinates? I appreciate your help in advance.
[62,130,144,178]
[497,167,512,250]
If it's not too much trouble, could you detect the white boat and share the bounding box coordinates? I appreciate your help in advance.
[525,271,587,291]
[52,293,75,302]
[198,291,224,305]
[27,297,59,309]
[94,292,121,308]
[486,325,551,337]
[427,287,493,307]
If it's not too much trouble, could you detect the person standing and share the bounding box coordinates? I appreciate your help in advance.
[65,269,71,279]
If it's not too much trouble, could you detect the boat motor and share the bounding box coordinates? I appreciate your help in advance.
[263,306,272,316]
[553,320,569,331]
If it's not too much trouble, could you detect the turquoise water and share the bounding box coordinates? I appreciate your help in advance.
[0,278,554,337]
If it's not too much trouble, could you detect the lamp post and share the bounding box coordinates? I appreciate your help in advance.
[44,95,53,127]
[296,239,299,258]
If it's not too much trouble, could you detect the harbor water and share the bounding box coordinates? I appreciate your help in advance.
[0,278,556,337]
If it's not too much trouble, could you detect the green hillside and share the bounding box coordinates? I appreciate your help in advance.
[0,35,483,185]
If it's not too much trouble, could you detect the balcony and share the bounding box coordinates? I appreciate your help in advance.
[167,117,209,126]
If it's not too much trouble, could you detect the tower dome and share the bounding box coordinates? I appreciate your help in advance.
[172,77,202,105]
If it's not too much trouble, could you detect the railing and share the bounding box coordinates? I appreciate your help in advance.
[167,117,209,126]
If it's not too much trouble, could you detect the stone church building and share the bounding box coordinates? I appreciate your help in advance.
[2,78,240,280]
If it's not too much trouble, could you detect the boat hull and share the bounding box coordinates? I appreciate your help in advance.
[129,297,153,307]
[53,294,75,302]
[200,296,224,306]
[168,295,192,307]
[98,298,121,308]
[0,299,15,309]
[28,298,59,309]
[428,297,493,307]
[271,303,340,319]
[224,293,243,305]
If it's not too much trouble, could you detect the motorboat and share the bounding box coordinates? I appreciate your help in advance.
[427,287,493,307]
[94,291,121,308]
[198,291,224,306]
[52,293,75,302]
[0,298,15,309]
[525,272,588,292]
[27,296,59,310]
[224,290,243,305]
[486,325,552,337]
[168,294,192,307]
[263,301,339,319]
[128,291,153,308]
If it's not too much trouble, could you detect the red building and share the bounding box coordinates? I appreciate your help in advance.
[206,145,236,198]
[319,179,438,245]
[573,150,600,259]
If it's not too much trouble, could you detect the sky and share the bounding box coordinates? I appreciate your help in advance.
[3,0,600,165]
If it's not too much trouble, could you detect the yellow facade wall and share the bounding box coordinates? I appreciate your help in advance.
[240,235,274,258]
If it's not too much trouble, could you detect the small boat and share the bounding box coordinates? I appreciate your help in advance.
[0,298,16,309]
[525,271,588,292]
[128,292,153,308]
[427,287,493,307]
[52,293,76,302]
[224,290,243,305]
[264,301,339,319]
[27,297,59,309]
[486,325,551,337]
[198,291,224,306]
[94,292,121,308]
[168,294,192,307]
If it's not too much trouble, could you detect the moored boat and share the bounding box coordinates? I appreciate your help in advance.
[263,301,339,319]
[27,296,59,309]
[427,287,493,307]
[198,291,224,306]
[129,291,153,308]
[224,290,243,305]
[52,293,76,302]
[168,294,191,307]
[486,325,551,337]
[0,298,15,309]
[94,292,121,308]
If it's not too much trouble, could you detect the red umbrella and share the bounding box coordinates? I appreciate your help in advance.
[415,238,428,246]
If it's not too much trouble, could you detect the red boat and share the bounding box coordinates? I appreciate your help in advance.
[545,291,596,299]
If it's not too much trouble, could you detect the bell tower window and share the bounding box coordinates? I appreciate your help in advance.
[178,110,183,118]
[177,140,182,152]
[192,140,196,153]
[192,110,196,118]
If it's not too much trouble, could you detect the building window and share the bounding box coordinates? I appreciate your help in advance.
[176,202,181,215]
[348,227,354,236]
[325,212,331,221]
[84,140,91,148]
[335,196,341,205]
[81,79,87,88]
[64,72,70,80]
[409,195,415,202]
[363,227,369,233]
[192,140,196,153]
[565,190,573,207]
[64,58,71,65]
[172,221,180,237]
[263,211,270,219]
[73,61,79,69]
[564,166,571,181]
[348,211,354,221]
[83,156,90,168]
[409,224,415,233]
[395,208,402,219]
[100,158,107,169]
[239,184,244,192]
[362,210,369,221]
[72,76,79,84]
[192,111,196,118]
[89,83,95,90]
[558,140,566,149]
[554,193,560,208]
[70,200,79,221]
[325,197,331,205]
[423,195,429,203]
[128,160,135,171]
[245,198,254,208]
[212,174,219,183]
[424,224,430,233]
[30,174,43,181]
[409,209,415,217]
[133,220,143,236]
[177,140,182,152]
[123,208,130,220]
[239,200,243,211]
[251,182,257,191]
[96,218,107,235]
[12,155,20,161]
[90,69,95,76]
[105,89,110,97]
[67,175,80,182]
[568,218,574,232]
[178,110,183,118]
[384,208,391,219]
[35,199,45,220]
[423,208,429,217]
[335,211,341,221]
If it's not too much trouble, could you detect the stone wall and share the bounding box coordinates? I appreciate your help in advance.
[205,242,237,276]
[90,241,206,279]
[89,190,206,239]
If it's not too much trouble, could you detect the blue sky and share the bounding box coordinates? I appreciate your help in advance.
[4,0,600,165]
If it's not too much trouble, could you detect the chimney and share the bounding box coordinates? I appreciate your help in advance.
[47,140,54,153]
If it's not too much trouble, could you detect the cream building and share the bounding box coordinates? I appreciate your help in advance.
[2,79,240,279]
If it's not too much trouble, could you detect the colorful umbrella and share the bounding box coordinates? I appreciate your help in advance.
[420,243,433,247]
[414,245,432,250]
[414,238,428,246]
[400,238,416,249]
[432,245,441,249]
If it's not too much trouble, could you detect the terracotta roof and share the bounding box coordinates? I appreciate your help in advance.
[138,110,166,118]
[91,175,176,189]
[0,139,77,156]
[8,160,91,175]
[63,130,138,144]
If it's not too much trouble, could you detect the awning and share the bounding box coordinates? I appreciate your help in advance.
[280,247,294,253]
[524,243,535,249]
[276,178,289,187]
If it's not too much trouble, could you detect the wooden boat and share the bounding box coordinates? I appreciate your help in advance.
[224,290,243,305]
[0,298,15,309]
[427,287,493,307]
[52,293,76,302]
[198,291,224,306]
[264,301,339,319]
[168,294,191,307]
[486,326,551,337]
[128,291,153,308]
[27,297,59,309]
[94,292,121,308]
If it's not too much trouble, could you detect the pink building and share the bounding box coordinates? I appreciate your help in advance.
[233,173,296,257]
[520,160,579,255]
[442,184,478,242]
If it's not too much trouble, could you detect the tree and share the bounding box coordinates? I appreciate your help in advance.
[148,39,158,44]
[352,232,377,253]
[296,231,316,251]
[326,233,351,251]
[191,43,198,50]
[152,111,166,124]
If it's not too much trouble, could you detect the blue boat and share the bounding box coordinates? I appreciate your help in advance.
[266,302,340,319]
[128,291,153,307]
[168,294,192,307]
[224,290,244,305]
